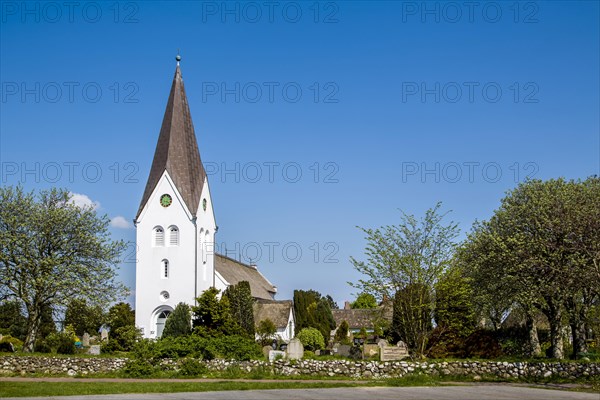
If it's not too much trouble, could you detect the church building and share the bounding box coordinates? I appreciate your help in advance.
[134,57,280,339]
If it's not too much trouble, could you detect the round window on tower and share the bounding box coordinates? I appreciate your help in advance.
[160,291,170,302]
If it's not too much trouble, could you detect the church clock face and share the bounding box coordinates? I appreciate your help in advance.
[160,194,172,208]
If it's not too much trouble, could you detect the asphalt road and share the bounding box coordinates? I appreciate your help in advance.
[3,386,598,400]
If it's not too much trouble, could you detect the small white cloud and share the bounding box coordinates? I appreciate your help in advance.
[69,193,100,210]
[110,216,132,229]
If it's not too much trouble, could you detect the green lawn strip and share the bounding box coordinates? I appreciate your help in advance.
[0,381,361,398]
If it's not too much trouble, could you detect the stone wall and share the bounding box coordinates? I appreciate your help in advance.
[1,356,599,380]
[0,356,127,376]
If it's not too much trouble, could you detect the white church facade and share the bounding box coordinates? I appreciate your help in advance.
[134,58,282,339]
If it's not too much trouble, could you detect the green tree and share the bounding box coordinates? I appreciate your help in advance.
[162,302,191,338]
[297,327,325,351]
[434,264,476,337]
[222,281,255,338]
[256,318,277,346]
[325,295,338,310]
[0,300,27,340]
[0,186,128,351]
[64,299,104,337]
[107,302,135,331]
[103,325,142,352]
[350,203,460,357]
[333,320,350,345]
[293,290,335,346]
[351,293,377,309]
[391,283,432,355]
[460,178,600,359]
[105,302,136,350]
[37,304,57,339]
[458,219,543,357]
[192,287,240,336]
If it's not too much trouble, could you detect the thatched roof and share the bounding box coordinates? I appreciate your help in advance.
[332,305,392,329]
[215,254,276,300]
[253,299,293,329]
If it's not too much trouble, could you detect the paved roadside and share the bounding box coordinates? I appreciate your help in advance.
[1,385,598,400]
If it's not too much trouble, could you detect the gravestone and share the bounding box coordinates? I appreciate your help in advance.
[286,338,304,360]
[82,332,90,347]
[268,350,285,362]
[88,345,101,355]
[363,344,379,357]
[262,345,272,359]
[377,338,389,349]
[379,341,409,361]
[396,340,408,351]
[336,344,352,357]
[100,326,109,341]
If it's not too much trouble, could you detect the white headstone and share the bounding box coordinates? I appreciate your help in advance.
[268,350,286,362]
[88,345,101,355]
[82,332,90,347]
[286,338,304,360]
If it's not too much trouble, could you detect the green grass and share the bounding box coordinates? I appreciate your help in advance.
[1,375,598,397]
[0,380,367,398]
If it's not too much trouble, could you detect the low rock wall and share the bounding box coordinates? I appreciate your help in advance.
[1,356,599,380]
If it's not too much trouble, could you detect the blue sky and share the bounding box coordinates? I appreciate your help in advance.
[1,1,599,308]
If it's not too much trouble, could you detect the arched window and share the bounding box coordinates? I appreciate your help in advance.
[161,259,169,279]
[154,227,164,247]
[169,226,179,246]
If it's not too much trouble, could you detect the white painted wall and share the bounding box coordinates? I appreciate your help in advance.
[135,172,216,338]
[255,307,296,343]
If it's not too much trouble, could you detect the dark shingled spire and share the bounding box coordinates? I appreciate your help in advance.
[136,65,206,220]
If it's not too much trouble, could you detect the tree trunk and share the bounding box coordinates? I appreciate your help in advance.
[23,307,41,352]
[524,311,541,357]
[547,306,564,359]
[564,296,590,359]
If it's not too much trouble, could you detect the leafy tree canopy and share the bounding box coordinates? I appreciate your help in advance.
[351,293,378,309]
[0,186,128,351]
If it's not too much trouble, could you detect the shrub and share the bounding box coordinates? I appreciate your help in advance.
[162,303,192,338]
[127,334,261,365]
[426,327,465,358]
[122,359,159,378]
[256,319,277,346]
[303,350,315,359]
[206,335,262,360]
[462,329,502,359]
[0,335,23,351]
[34,340,52,353]
[178,358,208,376]
[0,342,15,352]
[296,327,325,351]
[103,325,142,353]
[57,334,76,354]
[334,320,351,345]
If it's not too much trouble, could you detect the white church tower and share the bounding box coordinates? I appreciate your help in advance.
[134,56,217,338]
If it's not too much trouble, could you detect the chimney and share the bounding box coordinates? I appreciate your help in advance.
[344,301,351,310]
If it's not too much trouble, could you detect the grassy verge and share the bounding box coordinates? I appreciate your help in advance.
[1,374,598,397]
[0,380,373,398]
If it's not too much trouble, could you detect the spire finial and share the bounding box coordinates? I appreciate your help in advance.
[175,50,181,65]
